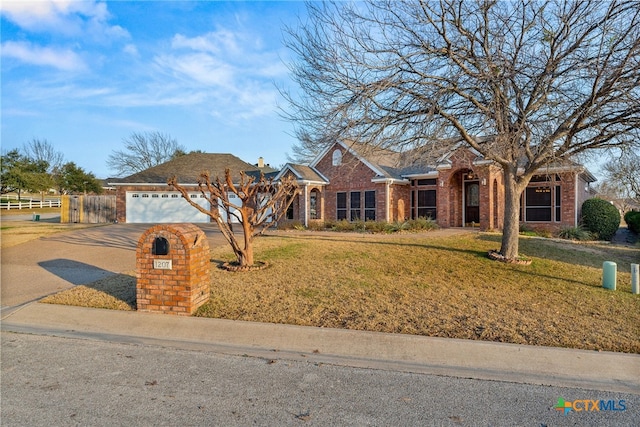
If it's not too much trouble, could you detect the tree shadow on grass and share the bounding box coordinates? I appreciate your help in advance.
[476,233,639,272]
[38,259,136,310]
[263,232,489,259]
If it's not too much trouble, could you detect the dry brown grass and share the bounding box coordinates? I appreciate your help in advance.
[41,231,640,353]
[1,208,103,249]
[41,272,136,310]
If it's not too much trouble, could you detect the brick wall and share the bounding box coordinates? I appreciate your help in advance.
[317,148,385,221]
[136,223,210,315]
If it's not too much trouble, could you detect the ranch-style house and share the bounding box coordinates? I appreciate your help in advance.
[110,140,596,231]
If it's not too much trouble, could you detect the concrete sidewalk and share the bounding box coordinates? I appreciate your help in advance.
[2,302,639,395]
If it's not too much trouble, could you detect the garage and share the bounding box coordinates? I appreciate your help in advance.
[125,192,210,223]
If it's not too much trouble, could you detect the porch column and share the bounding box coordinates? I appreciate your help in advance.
[303,185,309,228]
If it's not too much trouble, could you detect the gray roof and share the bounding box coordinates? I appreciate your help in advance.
[285,164,329,183]
[344,141,445,179]
[114,153,277,184]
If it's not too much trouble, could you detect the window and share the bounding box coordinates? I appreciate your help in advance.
[525,186,552,221]
[417,179,437,186]
[337,192,347,220]
[364,190,376,220]
[152,194,159,198]
[350,191,361,221]
[286,198,294,220]
[142,194,149,198]
[310,190,318,219]
[132,194,139,198]
[417,190,437,219]
[332,149,342,166]
[161,194,169,198]
[171,194,179,198]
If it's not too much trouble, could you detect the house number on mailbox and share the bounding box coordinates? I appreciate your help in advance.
[153,259,172,270]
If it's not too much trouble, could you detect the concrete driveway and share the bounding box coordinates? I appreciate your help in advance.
[0,223,227,309]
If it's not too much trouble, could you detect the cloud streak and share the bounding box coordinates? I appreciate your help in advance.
[1,41,86,71]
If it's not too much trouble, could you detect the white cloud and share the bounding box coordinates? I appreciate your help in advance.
[123,44,139,57]
[1,41,86,71]
[103,90,207,108]
[152,28,288,120]
[171,30,241,56]
[154,53,235,87]
[0,0,129,40]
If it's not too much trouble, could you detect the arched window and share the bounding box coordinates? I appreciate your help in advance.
[332,149,342,166]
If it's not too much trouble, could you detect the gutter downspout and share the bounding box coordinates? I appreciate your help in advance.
[386,181,391,222]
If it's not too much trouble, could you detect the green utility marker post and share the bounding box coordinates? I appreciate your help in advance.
[602,261,617,291]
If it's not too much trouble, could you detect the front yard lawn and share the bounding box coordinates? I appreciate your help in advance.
[42,231,640,353]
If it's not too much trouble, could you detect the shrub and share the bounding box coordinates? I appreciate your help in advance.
[277,220,304,230]
[557,226,593,241]
[624,210,640,234]
[519,223,537,236]
[406,217,439,231]
[332,219,357,232]
[581,198,621,241]
[307,221,326,231]
[364,220,391,233]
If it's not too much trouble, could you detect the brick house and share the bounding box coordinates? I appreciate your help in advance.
[279,140,596,231]
[109,153,277,223]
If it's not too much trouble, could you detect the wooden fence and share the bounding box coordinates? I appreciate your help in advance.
[61,195,117,223]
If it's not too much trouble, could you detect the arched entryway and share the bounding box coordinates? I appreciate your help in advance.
[447,169,481,227]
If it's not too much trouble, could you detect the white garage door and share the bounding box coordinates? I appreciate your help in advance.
[126,191,210,223]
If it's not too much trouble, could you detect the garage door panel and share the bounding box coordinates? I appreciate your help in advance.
[126,192,210,223]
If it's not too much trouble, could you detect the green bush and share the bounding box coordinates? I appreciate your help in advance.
[557,226,593,241]
[581,198,621,241]
[624,210,640,234]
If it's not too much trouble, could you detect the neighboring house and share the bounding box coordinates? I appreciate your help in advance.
[109,153,276,223]
[278,140,596,231]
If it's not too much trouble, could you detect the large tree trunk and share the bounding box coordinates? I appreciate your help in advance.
[500,169,522,261]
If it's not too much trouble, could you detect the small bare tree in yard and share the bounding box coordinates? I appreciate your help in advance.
[283,0,640,261]
[168,170,298,268]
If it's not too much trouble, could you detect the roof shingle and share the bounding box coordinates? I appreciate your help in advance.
[114,153,276,184]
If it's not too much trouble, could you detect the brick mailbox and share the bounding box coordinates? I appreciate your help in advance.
[136,224,210,315]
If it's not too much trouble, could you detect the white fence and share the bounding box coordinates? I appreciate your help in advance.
[1,198,62,210]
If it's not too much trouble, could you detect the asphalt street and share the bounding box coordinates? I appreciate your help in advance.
[2,332,637,426]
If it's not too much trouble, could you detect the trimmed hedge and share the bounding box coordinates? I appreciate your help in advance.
[581,198,620,241]
[624,210,640,234]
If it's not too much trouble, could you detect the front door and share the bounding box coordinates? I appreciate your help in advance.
[465,182,480,225]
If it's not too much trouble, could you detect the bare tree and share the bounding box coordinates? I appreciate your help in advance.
[603,150,640,208]
[22,138,64,173]
[286,130,335,164]
[282,0,640,261]
[107,131,185,177]
[168,170,298,268]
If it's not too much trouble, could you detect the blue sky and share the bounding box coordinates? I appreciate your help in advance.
[1,1,306,178]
